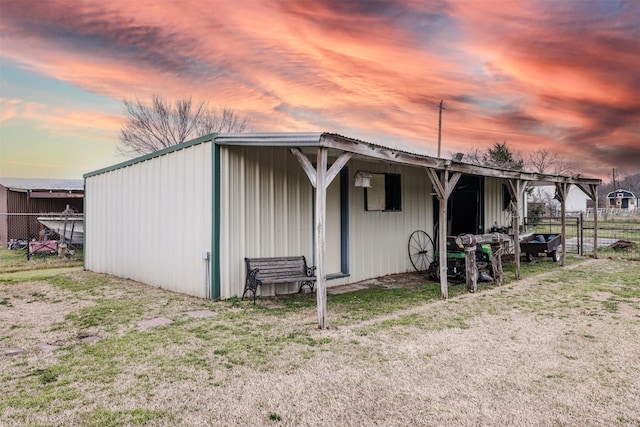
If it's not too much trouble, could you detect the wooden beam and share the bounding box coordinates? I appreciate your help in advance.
[426,168,445,199]
[446,172,462,198]
[320,134,601,185]
[575,183,597,200]
[315,147,328,329]
[290,148,317,188]
[326,152,353,187]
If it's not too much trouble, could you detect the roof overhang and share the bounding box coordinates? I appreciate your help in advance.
[215,132,602,187]
[85,131,601,188]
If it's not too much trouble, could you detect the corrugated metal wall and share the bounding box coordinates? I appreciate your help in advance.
[484,176,526,232]
[484,177,510,231]
[83,141,523,301]
[218,150,435,297]
[0,186,7,246]
[85,142,212,298]
[219,146,313,298]
[343,160,433,285]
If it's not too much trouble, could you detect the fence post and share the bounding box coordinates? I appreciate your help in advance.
[579,212,584,256]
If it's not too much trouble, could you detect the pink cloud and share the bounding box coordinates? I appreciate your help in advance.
[1,0,637,179]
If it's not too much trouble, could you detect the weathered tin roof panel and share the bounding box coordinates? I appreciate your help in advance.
[0,178,84,191]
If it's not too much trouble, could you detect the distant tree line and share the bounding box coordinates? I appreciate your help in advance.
[460,141,574,175]
[461,141,640,211]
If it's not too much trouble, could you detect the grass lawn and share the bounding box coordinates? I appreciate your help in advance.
[1,249,639,426]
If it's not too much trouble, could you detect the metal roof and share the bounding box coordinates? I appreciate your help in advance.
[606,189,637,198]
[0,177,84,191]
[84,131,601,187]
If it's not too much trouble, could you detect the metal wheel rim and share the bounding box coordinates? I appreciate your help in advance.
[408,230,435,273]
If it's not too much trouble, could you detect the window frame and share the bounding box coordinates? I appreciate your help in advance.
[364,173,402,212]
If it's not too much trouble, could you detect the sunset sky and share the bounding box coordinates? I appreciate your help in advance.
[1,0,638,181]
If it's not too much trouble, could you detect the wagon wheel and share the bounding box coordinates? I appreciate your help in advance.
[408,230,435,273]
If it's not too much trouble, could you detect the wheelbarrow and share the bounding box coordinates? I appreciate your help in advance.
[520,233,562,262]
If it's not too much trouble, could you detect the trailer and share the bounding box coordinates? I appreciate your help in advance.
[520,233,562,262]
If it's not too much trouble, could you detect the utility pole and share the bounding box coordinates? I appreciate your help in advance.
[437,100,445,158]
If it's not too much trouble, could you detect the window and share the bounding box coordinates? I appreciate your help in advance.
[365,173,401,211]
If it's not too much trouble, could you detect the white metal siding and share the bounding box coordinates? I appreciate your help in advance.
[219,153,434,295]
[485,177,526,233]
[85,142,212,298]
[342,160,434,285]
[219,146,313,298]
[484,177,509,232]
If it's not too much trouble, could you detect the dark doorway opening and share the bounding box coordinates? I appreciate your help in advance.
[433,174,484,238]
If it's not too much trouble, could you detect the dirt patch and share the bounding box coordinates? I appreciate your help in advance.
[1,258,639,426]
[136,317,173,329]
[0,280,97,351]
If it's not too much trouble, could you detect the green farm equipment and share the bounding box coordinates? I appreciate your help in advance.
[407,230,492,282]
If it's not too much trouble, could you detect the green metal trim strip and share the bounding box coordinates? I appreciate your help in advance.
[340,167,349,274]
[83,133,218,178]
[211,143,221,300]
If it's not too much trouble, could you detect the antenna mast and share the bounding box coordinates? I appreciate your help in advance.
[437,100,445,158]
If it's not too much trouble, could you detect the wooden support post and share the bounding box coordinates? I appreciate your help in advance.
[456,233,507,288]
[593,185,598,258]
[576,183,600,259]
[426,169,461,299]
[315,147,328,329]
[506,179,526,280]
[292,147,352,329]
[491,243,504,286]
[438,172,448,298]
[464,245,478,293]
[555,182,570,266]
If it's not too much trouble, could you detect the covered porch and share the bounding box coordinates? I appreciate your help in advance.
[216,132,602,329]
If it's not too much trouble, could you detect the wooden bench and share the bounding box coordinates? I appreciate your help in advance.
[243,256,316,303]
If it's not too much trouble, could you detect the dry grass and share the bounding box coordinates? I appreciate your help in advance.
[1,256,639,426]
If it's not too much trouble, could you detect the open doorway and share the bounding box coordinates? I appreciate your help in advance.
[433,174,484,238]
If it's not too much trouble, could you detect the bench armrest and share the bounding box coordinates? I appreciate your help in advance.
[247,267,260,282]
[306,266,317,277]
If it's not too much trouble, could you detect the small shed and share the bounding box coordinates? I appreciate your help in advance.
[83,132,601,328]
[0,178,84,248]
[606,189,638,211]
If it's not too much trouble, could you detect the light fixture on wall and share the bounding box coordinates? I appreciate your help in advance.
[354,171,372,187]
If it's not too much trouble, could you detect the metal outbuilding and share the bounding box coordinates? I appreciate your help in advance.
[83,132,601,328]
[0,177,84,248]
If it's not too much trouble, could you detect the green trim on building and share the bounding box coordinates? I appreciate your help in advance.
[211,143,221,300]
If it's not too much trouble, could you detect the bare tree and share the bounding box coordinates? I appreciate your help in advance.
[527,149,574,175]
[119,94,248,156]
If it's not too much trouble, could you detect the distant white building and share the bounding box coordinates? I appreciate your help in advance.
[531,185,589,213]
[606,189,638,211]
